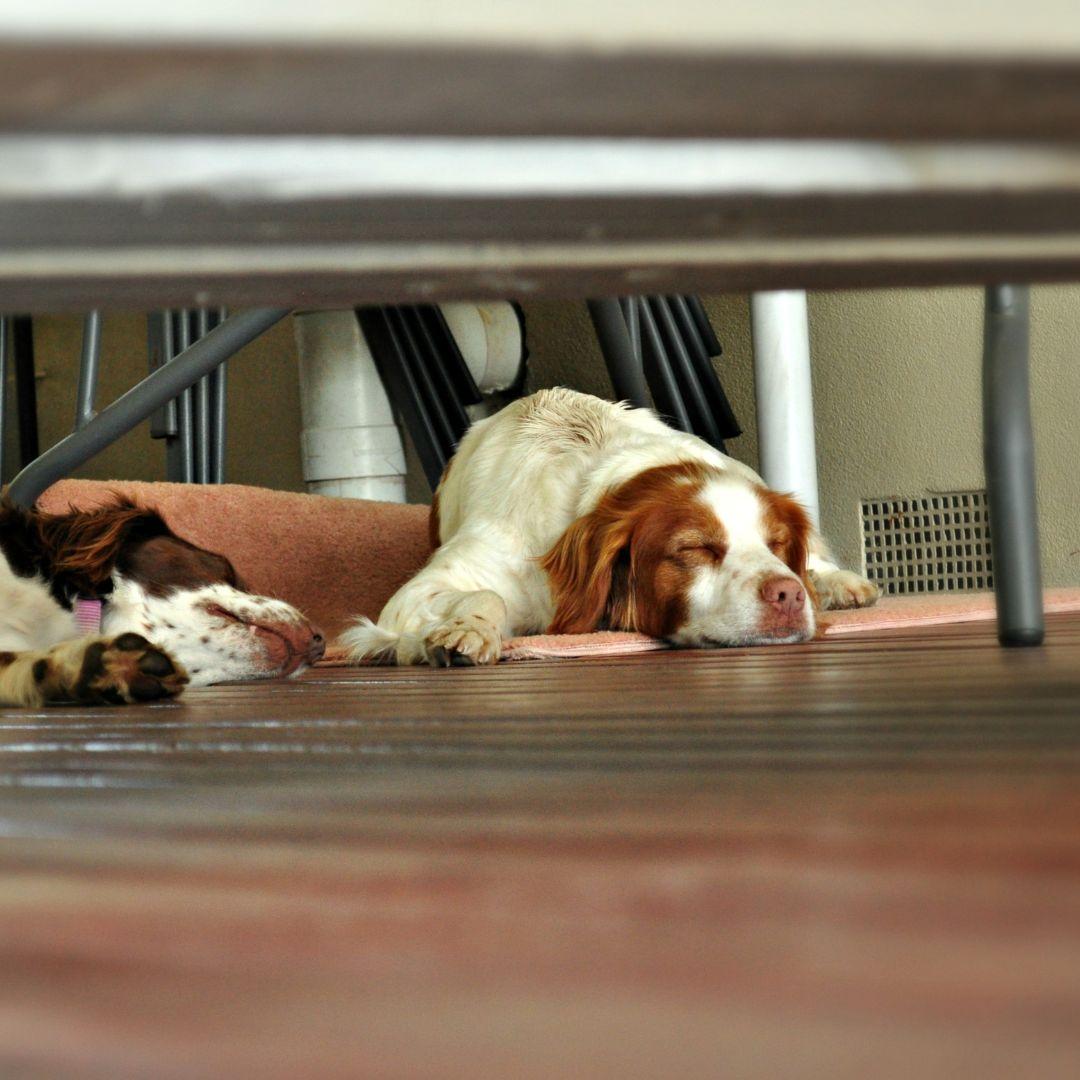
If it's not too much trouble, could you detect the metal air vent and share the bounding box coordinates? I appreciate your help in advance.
[861,491,993,595]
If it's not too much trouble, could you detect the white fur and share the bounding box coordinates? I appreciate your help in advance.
[343,389,877,665]
[670,475,812,647]
[0,558,76,651]
[103,577,317,686]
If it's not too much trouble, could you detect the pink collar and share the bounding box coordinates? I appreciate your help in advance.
[74,598,103,634]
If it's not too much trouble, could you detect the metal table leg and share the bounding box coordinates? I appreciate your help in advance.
[7,308,289,508]
[982,285,1045,646]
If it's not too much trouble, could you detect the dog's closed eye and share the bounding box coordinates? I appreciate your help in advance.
[201,602,244,625]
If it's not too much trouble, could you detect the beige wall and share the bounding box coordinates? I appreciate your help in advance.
[6,292,1078,585]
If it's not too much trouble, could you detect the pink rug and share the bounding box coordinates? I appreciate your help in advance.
[38,480,1080,664]
[38,479,431,640]
[819,588,1080,635]
[496,589,1080,660]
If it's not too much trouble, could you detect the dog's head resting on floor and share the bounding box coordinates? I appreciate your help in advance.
[0,498,324,684]
[542,462,816,647]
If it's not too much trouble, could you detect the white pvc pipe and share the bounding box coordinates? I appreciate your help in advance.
[750,290,821,527]
[293,304,524,502]
[294,310,407,502]
[440,301,523,392]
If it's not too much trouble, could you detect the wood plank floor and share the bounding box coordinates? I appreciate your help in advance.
[1,615,1080,1078]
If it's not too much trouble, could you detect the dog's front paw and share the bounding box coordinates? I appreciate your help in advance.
[810,569,880,611]
[42,634,189,705]
[423,616,502,667]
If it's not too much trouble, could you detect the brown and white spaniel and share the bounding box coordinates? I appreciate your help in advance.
[343,388,877,666]
[0,497,323,707]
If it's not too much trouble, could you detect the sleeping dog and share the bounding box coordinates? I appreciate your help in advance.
[344,388,877,665]
[0,497,323,707]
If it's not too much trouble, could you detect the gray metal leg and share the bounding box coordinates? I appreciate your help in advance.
[173,310,196,483]
[620,296,641,364]
[7,308,289,508]
[651,295,724,448]
[195,308,212,483]
[211,366,228,484]
[587,298,650,408]
[75,310,102,430]
[982,285,1045,646]
[148,310,178,444]
[637,298,692,431]
[207,306,228,483]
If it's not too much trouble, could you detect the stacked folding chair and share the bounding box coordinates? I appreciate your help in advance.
[356,304,494,490]
[361,296,737,493]
[589,296,740,453]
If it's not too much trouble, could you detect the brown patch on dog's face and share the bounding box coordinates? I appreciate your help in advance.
[614,500,729,639]
[542,462,722,637]
[757,487,815,603]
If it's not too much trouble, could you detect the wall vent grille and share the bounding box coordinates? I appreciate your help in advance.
[861,491,993,595]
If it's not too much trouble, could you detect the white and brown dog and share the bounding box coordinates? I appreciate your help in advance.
[0,497,324,707]
[344,389,877,666]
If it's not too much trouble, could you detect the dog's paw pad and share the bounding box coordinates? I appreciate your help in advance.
[74,635,188,704]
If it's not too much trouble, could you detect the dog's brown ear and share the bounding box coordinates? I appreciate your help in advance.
[117,534,239,597]
[43,501,165,596]
[541,508,633,634]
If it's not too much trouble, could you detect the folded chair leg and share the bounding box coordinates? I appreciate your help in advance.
[638,298,691,432]
[75,311,102,430]
[195,308,213,484]
[588,298,650,409]
[172,310,196,483]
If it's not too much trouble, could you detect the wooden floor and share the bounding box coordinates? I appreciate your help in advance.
[2,615,1080,1078]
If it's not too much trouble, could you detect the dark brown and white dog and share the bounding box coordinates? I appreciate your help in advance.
[0,498,324,707]
[343,389,878,666]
